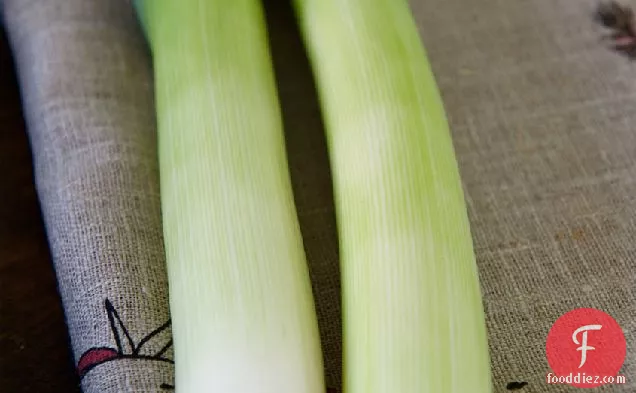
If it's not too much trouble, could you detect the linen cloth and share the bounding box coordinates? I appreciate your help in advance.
[2,0,173,391]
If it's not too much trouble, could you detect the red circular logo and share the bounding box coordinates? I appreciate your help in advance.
[546,308,626,388]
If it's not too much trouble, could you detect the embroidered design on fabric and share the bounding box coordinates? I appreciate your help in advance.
[76,299,174,389]
[76,299,340,392]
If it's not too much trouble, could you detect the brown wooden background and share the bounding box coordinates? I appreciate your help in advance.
[0,26,81,392]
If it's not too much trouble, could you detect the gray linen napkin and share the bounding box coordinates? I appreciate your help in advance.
[2,1,174,391]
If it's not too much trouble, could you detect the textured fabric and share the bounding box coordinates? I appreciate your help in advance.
[413,0,636,391]
[2,1,173,392]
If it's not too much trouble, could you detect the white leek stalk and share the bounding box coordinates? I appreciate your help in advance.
[292,1,493,392]
[135,1,326,392]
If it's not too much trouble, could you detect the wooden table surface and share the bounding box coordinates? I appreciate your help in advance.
[0,27,81,392]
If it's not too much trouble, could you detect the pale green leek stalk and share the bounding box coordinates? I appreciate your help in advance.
[135,1,325,392]
[292,1,493,392]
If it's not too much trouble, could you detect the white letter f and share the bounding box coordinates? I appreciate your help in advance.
[572,324,602,368]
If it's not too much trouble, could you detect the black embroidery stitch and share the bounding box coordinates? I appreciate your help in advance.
[76,298,174,389]
[134,319,172,355]
[105,299,135,355]
[506,381,528,390]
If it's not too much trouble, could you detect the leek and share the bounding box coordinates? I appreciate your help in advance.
[292,1,493,392]
[135,1,325,392]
